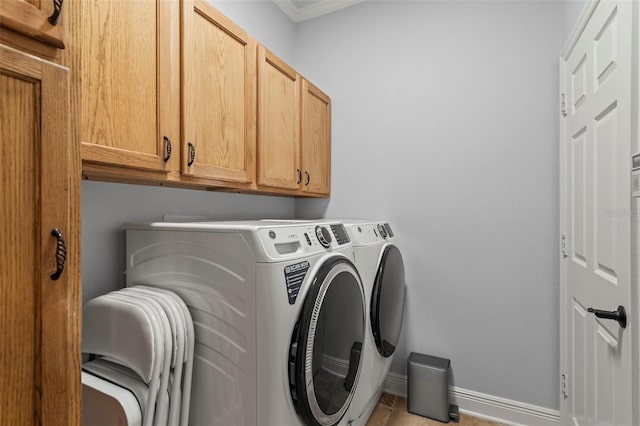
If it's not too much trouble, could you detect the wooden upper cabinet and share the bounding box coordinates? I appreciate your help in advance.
[0,44,80,426]
[69,0,330,195]
[182,0,256,185]
[257,45,300,190]
[300,79,331,195]
[0,0,66,48]
[79,0,179,174]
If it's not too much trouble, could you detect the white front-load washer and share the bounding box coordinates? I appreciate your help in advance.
[125,220,368,426]
[341,221,406,425]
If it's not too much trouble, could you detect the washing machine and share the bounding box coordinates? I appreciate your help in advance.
[125,220,368,426]
[258,219,407,425]
[341,221,406,425]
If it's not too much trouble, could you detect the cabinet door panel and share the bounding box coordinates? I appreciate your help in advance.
[0,62,38,426]
[0,44,80,426]
[301,80,331,195]
[182,0,255,184]
[0,0,65,48]
[257,45,300,190]
[80,0,173,173]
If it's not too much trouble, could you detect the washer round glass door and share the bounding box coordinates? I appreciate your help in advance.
[371,244,406,357]
[289,257,365,426]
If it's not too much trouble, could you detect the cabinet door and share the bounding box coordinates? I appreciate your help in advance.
[300,79,331,195]
[257,45,300,190]
[0,45,80,426]
[0,0,65,48]
[182,0,256,184]
[79,0,178,174]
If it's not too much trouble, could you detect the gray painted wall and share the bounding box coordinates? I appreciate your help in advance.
[209,0,296,64]
[563,0,589,46]
[293,1,564,409]
[81,1,297,305]
[81,181,295,304]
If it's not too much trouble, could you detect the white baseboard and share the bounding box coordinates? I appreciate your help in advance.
[383,372,560,426]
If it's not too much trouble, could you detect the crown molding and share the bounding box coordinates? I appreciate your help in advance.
[273,0,368,23]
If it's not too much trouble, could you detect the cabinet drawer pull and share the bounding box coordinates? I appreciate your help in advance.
[48,0,64,26]
[50,228,66,281]
[305,171,310,186]
[163,136,172,162]
[296,169,302,185]
[187,142,196,166]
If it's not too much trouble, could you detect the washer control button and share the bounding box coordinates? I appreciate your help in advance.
[268,230,276,239]
[315,226,332,248]
[377,224,388,239]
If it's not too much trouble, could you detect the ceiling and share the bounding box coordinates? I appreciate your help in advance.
[273,0,368,22]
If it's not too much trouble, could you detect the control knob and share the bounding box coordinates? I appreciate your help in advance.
[315,225,332,248]
[377,224,388,239]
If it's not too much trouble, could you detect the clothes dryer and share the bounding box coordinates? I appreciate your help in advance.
[125,221,367,426]
[340,221,406,425]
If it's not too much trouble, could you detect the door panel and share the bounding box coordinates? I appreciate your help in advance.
[571,128,587,265]
[301,79,331,195]
[182,0,256,184]
[0,68,38,426]
[80,0,174,173]
[571,300,587,425]
[594,6,617,89]
[595,325,616,425]
[594,103,619,284]
[562,1,633,424]
[572,55,587,112]
[0,44,80,426]
[257,45,300,189]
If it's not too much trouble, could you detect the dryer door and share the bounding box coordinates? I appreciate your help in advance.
[371,244,406,357]
[289,257,365,426]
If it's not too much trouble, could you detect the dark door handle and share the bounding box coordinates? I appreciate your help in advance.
[163,136,172,162]
[50,228,67,280]
[587,305,627,328]
[187,142,196,166]
[296,169,302,184]
[305,171,310,186]
[48,0,64,26]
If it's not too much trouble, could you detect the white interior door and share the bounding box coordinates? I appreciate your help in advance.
[561,1,634,424]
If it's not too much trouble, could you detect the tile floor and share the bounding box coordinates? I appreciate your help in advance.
[365,393,506,426]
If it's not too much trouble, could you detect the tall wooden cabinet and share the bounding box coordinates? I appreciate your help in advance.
[0,45,80,426]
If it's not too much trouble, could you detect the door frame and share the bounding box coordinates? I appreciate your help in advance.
[559,1,640,423]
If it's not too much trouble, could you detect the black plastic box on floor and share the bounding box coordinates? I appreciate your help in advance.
[407,352,452,423]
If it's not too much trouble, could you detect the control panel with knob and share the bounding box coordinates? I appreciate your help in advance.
[315,225,332,248]
[377,224,388,239]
